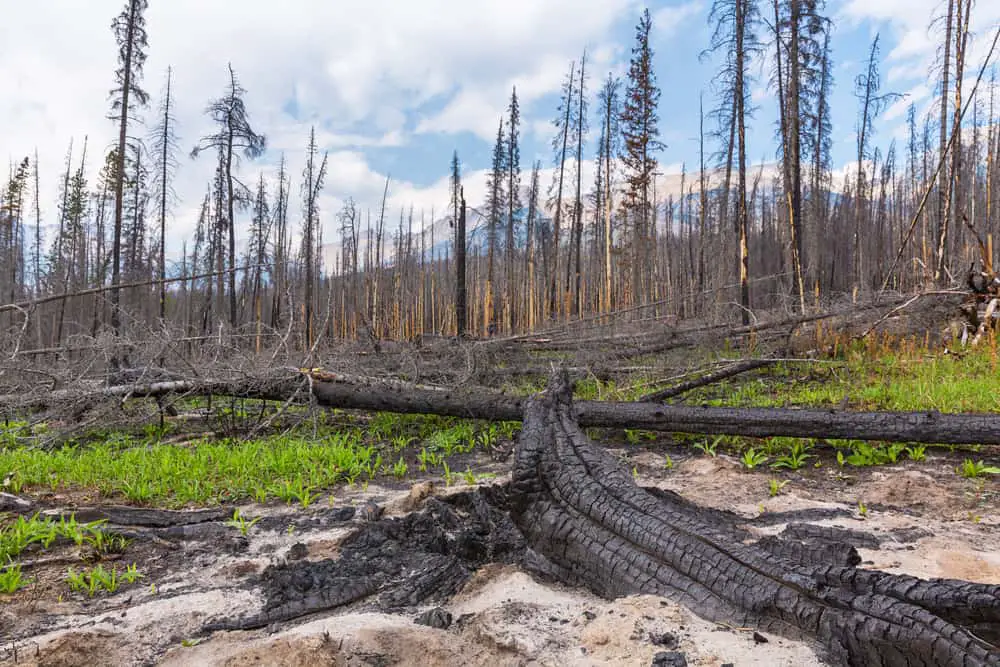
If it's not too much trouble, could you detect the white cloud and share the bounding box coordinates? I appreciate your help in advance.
[0,0,647,264]
[652,0,705,37]
[840,0,1000,81]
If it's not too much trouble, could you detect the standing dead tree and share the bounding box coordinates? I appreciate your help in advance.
[108,0,149,352]
[191,63,266,331]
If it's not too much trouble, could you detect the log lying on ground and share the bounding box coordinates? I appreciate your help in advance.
[204,373,1000,665]
[9,371,1000,445]
[511,373,1000,666]
[120,375,1000,446]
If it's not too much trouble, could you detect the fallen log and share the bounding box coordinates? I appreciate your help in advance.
[204,373,1000,665]
[9,371,1000,445]
[511,373,1000,666]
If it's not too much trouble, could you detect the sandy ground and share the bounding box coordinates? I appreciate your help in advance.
[1,445,998,667]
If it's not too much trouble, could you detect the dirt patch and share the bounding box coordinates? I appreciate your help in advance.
[2,459,998,667]
[859,469,957,514]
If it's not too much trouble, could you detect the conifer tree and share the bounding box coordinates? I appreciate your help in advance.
[595,74,621,313]
[569,51,589,317]
[192,64,266,329]
[109,0,149,343]
[505,88,522,332]
[620,8,664,305]
[150,67,179,324]
[300,127,328,349]
[484,118,507,332]
[525,160,541,330]
[548,61,576,319]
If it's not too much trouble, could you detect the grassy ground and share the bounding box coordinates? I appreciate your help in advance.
[1,413,513,508]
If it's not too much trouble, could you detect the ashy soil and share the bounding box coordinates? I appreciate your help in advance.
[1,441,998,667]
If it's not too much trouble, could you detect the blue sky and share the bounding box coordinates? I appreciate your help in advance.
[2,0,999,260]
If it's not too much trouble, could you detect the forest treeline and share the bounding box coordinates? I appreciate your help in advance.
[1,0,999,355]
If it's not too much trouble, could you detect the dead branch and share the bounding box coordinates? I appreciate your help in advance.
[637,359,777,402]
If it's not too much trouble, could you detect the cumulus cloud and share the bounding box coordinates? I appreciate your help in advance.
[1,0,657,263]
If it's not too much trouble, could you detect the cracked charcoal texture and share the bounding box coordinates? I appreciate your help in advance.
[509,371,1000,667]
[204,371,1000,667]
[204,486,523,632]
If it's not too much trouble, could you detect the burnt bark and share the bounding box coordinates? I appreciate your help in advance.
[203,374,1000,665]
[203,487,523,633]
[509,373,1000,666]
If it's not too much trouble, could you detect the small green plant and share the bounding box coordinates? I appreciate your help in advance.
[740,448,768,470]
[391,457,409,479]
[122,563,144,585]
[498,421,520,440]
[771,441,813,471]
[66,564,123,597]
[390,435,415,451]
[66,568,88,594]
[225,508,261,537]
[463,467,477,486]
[693,436,721,458]
[0,563,30,594]
[442,461,454,487]
[857,501,868,518]
[270,479,317,507]
[905,445,927,462]
[417,447,438,472]
[884,443,906,464]
[768,479,789,497]
[663,454,674,470]
[957,459,1000,479]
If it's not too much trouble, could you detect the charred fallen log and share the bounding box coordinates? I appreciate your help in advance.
[22,372,1000,446]
[203,373,1000,665]
[510,373,1000,666]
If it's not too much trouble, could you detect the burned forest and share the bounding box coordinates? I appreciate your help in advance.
[2,1,1000,666]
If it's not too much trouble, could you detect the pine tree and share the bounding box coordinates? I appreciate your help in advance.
[548,61,576,319]
[853,34,901,291]
[300,127,328,349]
[109,0,150,344]
[484,118,507,333]
[51,142,89,345]
[595,74,621,314]
[191,63,266,329]
[1,157,29,306]
[935,0,955,282]
[569,51,589,317]
[505,87,522,332]
[270,156,289,329]
[450,153,467,338]
[773,0,828,302]
[620,8,664,306]
[525,161,541,330]
[246,172,270,337]
[150,67,180,325]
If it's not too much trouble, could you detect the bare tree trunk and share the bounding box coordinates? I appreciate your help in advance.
[935,0,955,283]
[549,61,575,321]
[456,189,467,337]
